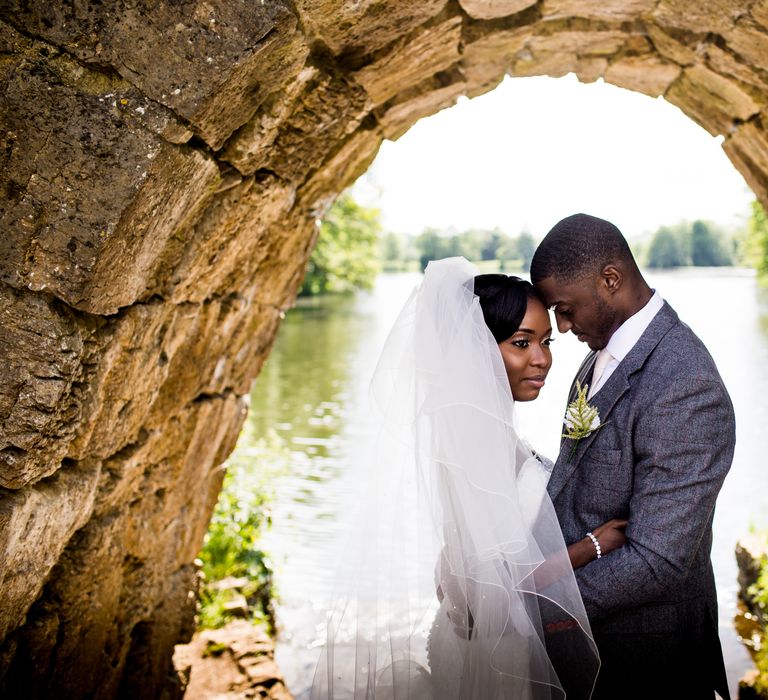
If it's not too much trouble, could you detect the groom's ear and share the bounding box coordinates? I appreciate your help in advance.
[599,264,623,295]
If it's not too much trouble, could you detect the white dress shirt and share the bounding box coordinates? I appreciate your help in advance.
[589,290,664,397]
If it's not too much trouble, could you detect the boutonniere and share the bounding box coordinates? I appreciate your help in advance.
[562,380,606,461]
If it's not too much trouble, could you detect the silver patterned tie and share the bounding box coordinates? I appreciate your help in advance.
[588,349,613,399]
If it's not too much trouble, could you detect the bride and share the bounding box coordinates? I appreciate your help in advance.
[311,257,626,699]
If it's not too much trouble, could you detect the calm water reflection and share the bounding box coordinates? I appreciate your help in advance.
[244,269,767,699]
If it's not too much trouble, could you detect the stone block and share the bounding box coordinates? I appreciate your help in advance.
[222,595,250,618]
[724,22,768,74]
[222,71,371,181]
[0,394,243,696]
[80,146,220,313]
[605,55,682,97]
[220,67,320,175]
[459,0,537,20]
[704,44,768,91]
[157,174,298,303]
[245,209,326,310]
[573,57,609,83]
[512,50,580,78]
[93,395,244,566]
[462,25,533,65]
[0,24,221,314]
[464,61,509,99]
[724,118,768,203]
[299,128,385,217]
[461,27,533,96]
[159,165,323,312]
[68,294,273,462]
[354,16,463,105]
[244,658,282,685]
[652,0,744,36]
[175,620,287,699]
[527,30,626,56]
[542,0,657,22]
[666,64,761,136]
[0,461,100,641]
[294,0,447,56]
[1,1,309,150]
[645,23,696,66]
[377,68,467,140]
[754,0,768,30]
[0,286,98,489]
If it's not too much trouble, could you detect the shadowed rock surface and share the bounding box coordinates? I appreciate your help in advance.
[2,1,768,697]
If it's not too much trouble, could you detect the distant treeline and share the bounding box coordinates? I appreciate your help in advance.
[301,193,768,296]
[637,204,767,272]
[641,219,735,269]
[381,228,537,273]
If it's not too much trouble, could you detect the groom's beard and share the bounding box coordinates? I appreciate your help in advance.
[587,289,618,350]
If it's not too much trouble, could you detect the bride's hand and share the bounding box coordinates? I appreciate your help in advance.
[591,518,629,556]
[567,518,628,569]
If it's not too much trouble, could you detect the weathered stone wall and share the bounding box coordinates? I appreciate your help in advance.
[1,1,768,697]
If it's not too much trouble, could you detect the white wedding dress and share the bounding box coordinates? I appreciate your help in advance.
[426,445,556,700]
[311,258,597,700]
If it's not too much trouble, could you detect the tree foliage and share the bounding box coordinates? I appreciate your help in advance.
[381,232,404,265]
[647,227,687,269]
[301,193,382,296]
[515,231,537,272]
[411,226,537,271]
[690,220,732,266]
[646,220,733,269]
[748,200,768,277]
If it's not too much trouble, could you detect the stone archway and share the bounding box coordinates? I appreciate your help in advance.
[1,1,767,696]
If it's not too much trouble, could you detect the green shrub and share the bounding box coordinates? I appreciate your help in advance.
[197,428,289,630]
[748,556,768,696]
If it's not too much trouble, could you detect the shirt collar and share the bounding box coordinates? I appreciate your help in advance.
[604,290,664,362]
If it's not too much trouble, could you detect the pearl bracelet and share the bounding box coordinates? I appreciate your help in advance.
[586,531,602,559]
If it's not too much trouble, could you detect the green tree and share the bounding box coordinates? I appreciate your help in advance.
[416,228,448,270]
[301,193,381,296]
[647,227,687,268]
[497,233,521,270]
[443,233,464,259]
[748,200,768,277]
[381,232,403,270]
[454,229,484,261]
[690,220,732,266]
[481,230,504,261]
[516,231,537,272]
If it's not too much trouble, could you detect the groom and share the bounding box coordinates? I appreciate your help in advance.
[531,214,735,700]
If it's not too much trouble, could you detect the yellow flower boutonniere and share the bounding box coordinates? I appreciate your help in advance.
[562,380,606,461]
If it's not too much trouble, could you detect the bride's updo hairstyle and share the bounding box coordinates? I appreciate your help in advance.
[473,274,542,343]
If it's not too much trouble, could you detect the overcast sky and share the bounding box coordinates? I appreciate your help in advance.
[352,74,755,241]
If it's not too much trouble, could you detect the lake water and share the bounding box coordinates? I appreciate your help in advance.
[243,268,768,699]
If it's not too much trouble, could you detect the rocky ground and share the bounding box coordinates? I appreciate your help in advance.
[735,535,768,699]
[174,621,293,700]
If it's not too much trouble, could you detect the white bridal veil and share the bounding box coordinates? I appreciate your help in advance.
[311,258,599,699]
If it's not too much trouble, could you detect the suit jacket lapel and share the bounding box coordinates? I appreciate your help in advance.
[547,302,680,501]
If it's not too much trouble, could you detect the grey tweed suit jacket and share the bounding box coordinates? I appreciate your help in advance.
[547,301,735,700]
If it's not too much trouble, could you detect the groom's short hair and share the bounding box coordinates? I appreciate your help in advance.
[530,213,636,284]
